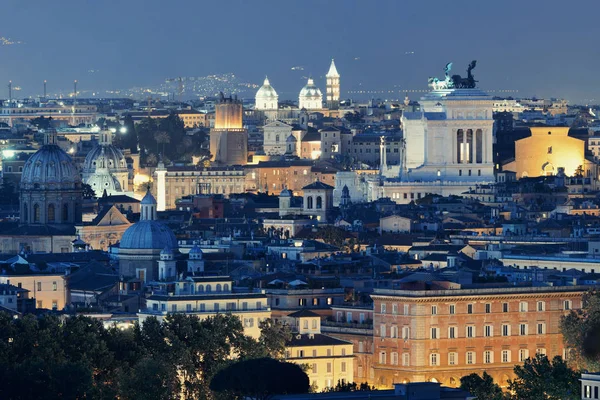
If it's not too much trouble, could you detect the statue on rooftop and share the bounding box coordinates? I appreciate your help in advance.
[428,61,478,90]
[451,60,478,89]
[428,62,453,90]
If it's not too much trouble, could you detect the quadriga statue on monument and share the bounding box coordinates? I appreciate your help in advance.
[428,60,478,90]
[451,60,478,89]
[428,62,453,90]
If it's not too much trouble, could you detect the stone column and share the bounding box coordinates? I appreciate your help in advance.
[451,130,456,164]
[472,129,477,165]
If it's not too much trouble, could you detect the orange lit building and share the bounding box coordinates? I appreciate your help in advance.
[503,127,585,178]
[244,160,338,196]
[370,285,587,389]
[210,94,247,166]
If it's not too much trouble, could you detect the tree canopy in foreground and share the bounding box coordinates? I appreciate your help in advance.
[210,357,309,400]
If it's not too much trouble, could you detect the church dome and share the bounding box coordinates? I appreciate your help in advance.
[279,188,292,197]
[256,77,278,100]
[299,78,322,99]
[20,132,81,190]
[119,220,178,250]
[119,188,177,251]
[82,140,127,175]
[299,78,323,110]
[255,77,279,111]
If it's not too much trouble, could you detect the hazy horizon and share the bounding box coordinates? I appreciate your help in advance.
[1,0,598,104]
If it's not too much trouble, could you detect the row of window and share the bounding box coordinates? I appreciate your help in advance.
[380,322,547,339]
[295,297,334,306]
[352,148,398,153]
[311,361,347,374]
[151,301,263,312]
[294,348,348,358]
[37,300,59,310]
[379,300,572,315]
[35,281,59,291]
[429,322,546,339]
[378,349,545,366]
[187,283,229,293]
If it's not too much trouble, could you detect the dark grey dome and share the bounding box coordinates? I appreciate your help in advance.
[20,144,81,190]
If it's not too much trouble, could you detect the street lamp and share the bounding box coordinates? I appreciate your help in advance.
[119,126,127,134]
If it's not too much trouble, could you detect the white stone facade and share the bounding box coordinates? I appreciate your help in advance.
[402,88,495,183]
[263,121,293,155]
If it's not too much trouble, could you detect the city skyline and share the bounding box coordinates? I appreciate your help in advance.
[1,0,599,103]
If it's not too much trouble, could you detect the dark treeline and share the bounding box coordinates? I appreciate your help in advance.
[0,312,292,400]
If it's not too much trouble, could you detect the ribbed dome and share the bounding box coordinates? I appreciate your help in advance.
[119,220,178,250]
[299,78,323,99]
[82,143,127,174]
[20,144,81,190]
[299,77,323,110]
[255,77,279,111]
[256,77,278,100]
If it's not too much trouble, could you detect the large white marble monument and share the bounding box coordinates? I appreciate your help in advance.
[335,61,496,205]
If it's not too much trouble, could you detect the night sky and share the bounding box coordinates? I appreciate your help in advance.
[1,0,598,103]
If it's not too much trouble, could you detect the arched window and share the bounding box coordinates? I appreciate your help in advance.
[316,196,322,209]
[23,203,28,223]
[48,204,55,222]
[33,204,40,223]
[197,284,204,292]
[216,284,222,292]
[307,196,313,209]
[63,204,69,222]
[275,134,280,143]
[206,284,212,292]
[223,283,229,292]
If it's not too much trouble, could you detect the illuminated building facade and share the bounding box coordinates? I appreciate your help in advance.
[0,274,67,310]
[75,205,132,251]
[244,160,337,196]
[263,121,293,155]
[156,166,245,210]
[209,94,248,165]
[139,275,270,339]
[370,286,586,389]
[284,310,354,391]
[503,127,586,178]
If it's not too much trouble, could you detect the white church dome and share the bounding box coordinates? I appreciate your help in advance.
[255,77,278,111]
[299,77,322,110]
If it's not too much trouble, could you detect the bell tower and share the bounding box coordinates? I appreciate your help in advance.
[326,59,340,109]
